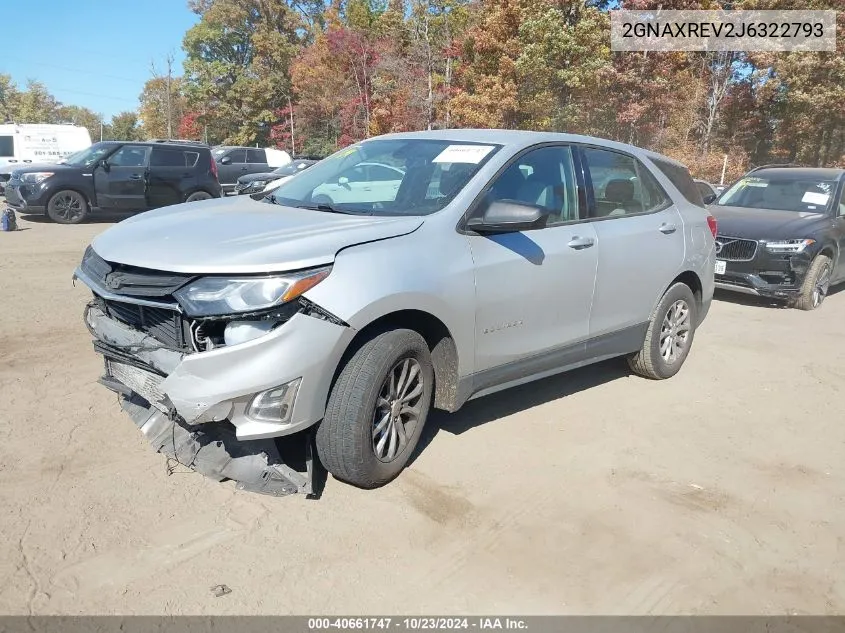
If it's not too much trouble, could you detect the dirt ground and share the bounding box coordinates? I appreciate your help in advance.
[1,210,844,616]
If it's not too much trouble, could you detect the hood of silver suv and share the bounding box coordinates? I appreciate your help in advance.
[91,196,424,273]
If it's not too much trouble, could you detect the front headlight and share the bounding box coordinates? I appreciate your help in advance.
[21,172,54,184]
[765,239,815,254]
[173,267,331,316]
[251,181,266,188]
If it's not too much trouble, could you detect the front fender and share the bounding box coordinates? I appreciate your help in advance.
[303,227,477,378]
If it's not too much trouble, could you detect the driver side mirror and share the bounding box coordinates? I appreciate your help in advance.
[338,176,350,186]
[466,200,550,234]
[703,193,717,205]
[99,159,110,172]
[220,156,232,165]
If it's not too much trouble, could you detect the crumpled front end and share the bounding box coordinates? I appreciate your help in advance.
[84,304,316,496]
[75,246,355,497]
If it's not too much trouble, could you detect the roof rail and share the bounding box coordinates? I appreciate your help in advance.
[748,163,804,172]
[146,138,208,146]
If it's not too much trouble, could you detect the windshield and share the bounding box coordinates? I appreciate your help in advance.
[266,139,501,216]
[717,175,837,213]
[62,144,115,167]
[212,147,228,158]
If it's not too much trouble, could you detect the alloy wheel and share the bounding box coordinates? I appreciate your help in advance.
[812,264,831,308]
[659,299,691,364]
[52,192,85,221]
[372,358,424,463]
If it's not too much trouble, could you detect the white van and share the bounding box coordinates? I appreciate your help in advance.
[0,123,92,167]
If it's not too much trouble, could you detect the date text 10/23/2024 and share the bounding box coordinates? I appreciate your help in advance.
[308,618,528,630]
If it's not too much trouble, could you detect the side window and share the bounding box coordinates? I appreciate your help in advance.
[183,151,199,167]
[0,135,13,157]
[341,166,367,183]
[367,164,402,182]
[650,157,705,207]
[695,181,715,199]
[486,145,579,225]
[108,145,150,168]
[837,184,845,217]
[247,148,266,164]
[582,147,670,218]
[227,149,247,164]
[150,148,184,167]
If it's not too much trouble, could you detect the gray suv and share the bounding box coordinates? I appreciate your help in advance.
[75,130,716,496]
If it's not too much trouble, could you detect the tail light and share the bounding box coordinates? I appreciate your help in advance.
[706,215,717,238]
[209,157,219,181]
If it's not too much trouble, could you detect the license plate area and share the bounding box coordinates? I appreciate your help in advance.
[715,260,727,275]
[107,360,168,412]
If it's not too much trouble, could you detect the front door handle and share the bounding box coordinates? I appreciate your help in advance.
[659,223,677,234]
[567,236,595,249]
[129,174,143,180]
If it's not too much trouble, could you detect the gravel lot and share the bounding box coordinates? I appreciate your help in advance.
[1,211,844,615]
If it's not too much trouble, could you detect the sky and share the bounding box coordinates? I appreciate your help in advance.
[1,0,200,121]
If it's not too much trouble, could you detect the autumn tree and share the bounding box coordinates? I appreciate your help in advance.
[139,76,187,139]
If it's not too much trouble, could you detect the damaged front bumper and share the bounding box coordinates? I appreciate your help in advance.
[82,299,354,496]
[715,248,813,299]
[121,395,313,496]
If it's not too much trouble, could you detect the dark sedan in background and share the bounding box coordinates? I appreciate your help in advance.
[233,159,319,197]
[708,165,845,310]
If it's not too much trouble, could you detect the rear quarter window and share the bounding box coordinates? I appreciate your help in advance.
[151,148,201,168]
[650,157,705,208]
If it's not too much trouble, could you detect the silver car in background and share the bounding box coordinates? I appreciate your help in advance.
[75,130,717,496]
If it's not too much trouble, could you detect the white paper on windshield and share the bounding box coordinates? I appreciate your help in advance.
[433,145,495,164]
[802,191,829,205]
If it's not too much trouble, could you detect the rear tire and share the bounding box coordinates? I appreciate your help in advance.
[794,254,832,311]
[316,329,433,489]
[185,191,212,203]
[629,283,698,380]
[46,190,89,224]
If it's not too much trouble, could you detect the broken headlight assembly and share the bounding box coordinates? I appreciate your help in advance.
[173,267,331,317]
[765,239,815,254]
[174,267,332,350]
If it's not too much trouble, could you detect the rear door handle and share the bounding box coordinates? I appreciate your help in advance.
[659,223,677,234]
[567,236,595,249]
[129,174,143,180]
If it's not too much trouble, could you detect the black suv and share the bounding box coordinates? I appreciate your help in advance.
[708,165,845,310]
[4,140,222,224]
[212,146,278,194]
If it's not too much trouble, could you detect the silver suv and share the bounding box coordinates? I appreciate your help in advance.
[75,130,717,496]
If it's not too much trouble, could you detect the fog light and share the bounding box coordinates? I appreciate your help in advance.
[247,379,301,423]
[223,320,276,346]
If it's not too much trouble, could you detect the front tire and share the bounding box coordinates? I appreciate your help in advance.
[46,190,89,224]
[316,329,434,489]
[629,283,698,380]
[794,254,832,311]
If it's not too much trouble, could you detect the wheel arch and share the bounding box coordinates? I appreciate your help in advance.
[46,186,93,212]
[648,270,704,326]
[183,187,217,202]
[327,308,460,413]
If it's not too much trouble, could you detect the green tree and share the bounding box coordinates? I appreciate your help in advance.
[182,0,303,145]
[15,80,59,123]
[109,111,143,141]
[0,74,21,122]
[56,105,103,142]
